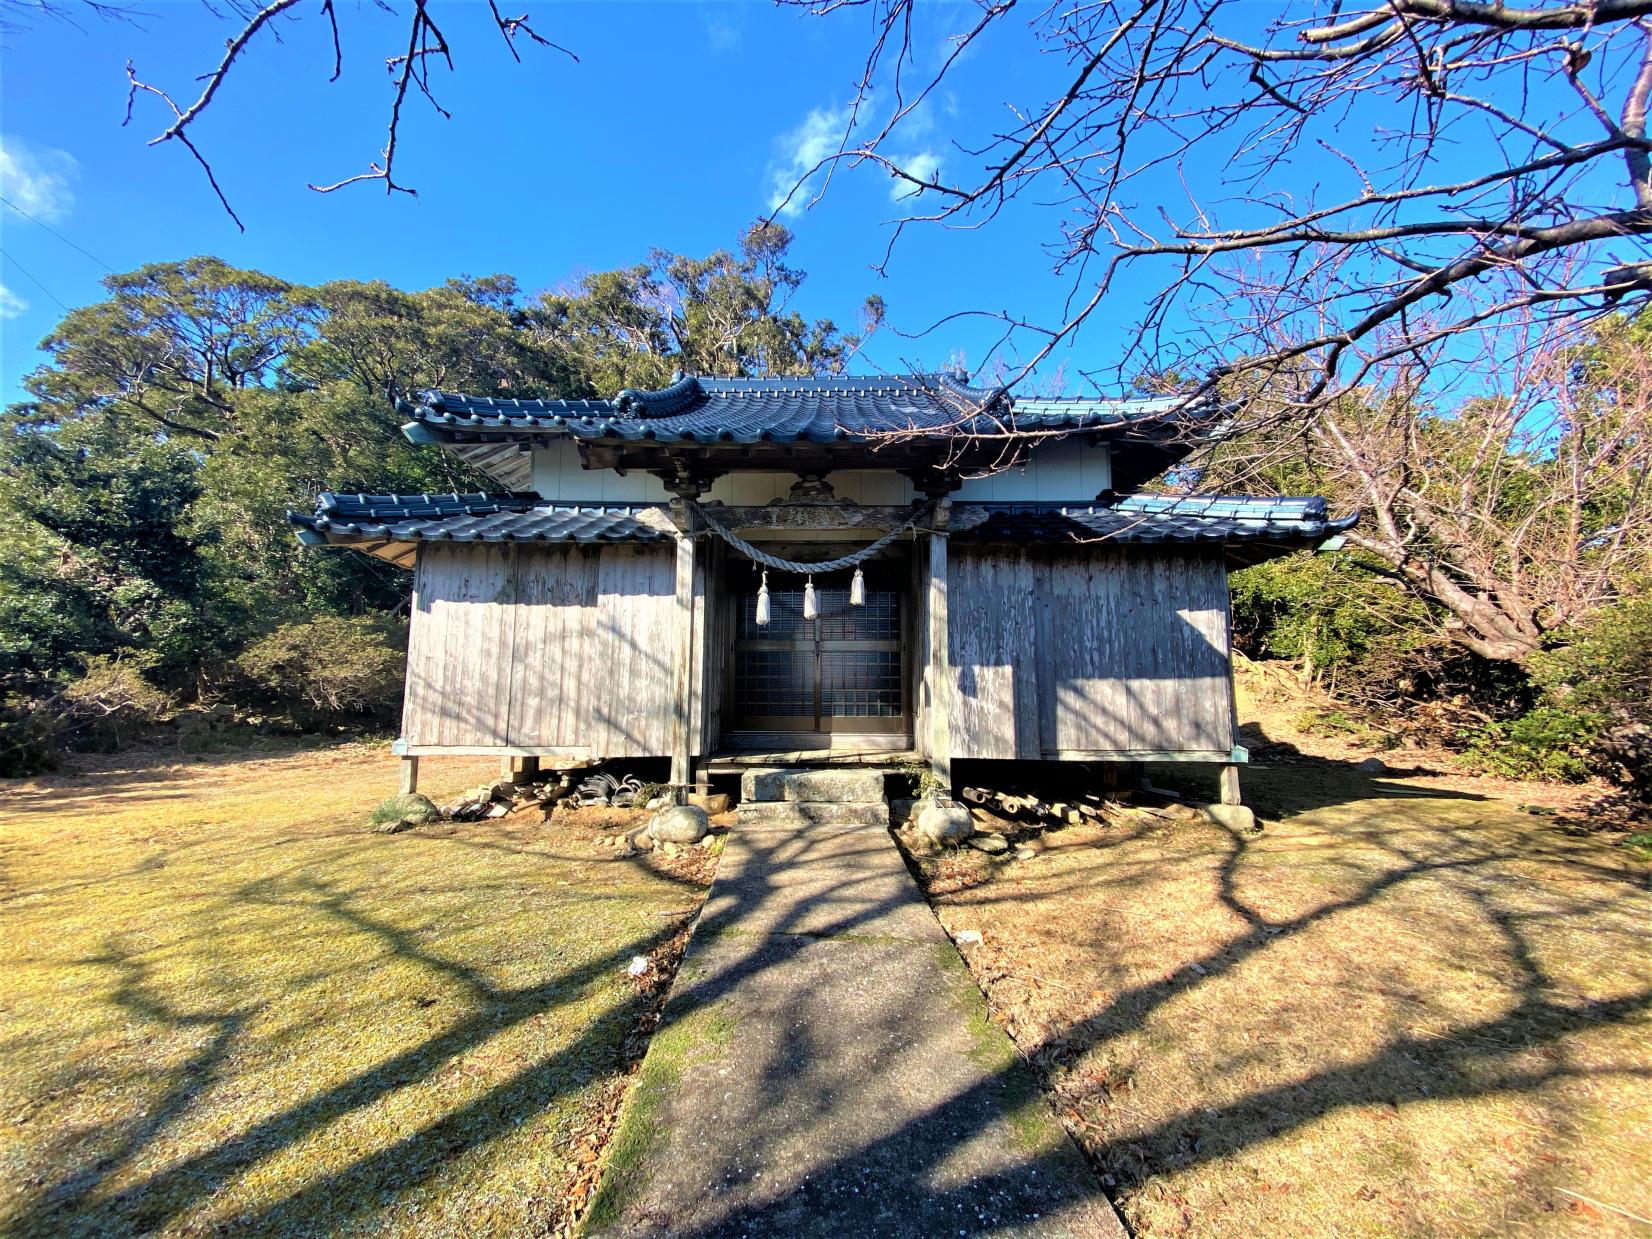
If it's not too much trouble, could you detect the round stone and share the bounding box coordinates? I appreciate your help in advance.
[370,793,439,828]
[649,804,709,844]
[915,801,974,843]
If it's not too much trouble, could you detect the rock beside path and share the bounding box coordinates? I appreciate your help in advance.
[650,804,709,844]
[915,801,974,843]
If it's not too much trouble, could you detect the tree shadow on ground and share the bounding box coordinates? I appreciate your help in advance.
[11,762,1650,1239]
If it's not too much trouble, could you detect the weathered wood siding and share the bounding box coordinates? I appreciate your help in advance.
[403,543,518,747]
[945,546,1235,758]
[404,542,677,755]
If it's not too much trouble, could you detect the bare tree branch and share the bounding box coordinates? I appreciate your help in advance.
[784,0,1652,414]
[113,0,573,225]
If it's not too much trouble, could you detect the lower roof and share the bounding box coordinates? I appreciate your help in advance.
[290,492,673,568]
[290,491,1354,570]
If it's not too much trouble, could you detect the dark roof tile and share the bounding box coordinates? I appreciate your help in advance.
[951,496,1357,565]
[402,373,1212,447]
[289,492,671,553]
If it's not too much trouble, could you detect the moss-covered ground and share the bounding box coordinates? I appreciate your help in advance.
[0,742,709,1238]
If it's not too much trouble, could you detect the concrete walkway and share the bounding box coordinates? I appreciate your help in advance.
[582,808,1125,1238]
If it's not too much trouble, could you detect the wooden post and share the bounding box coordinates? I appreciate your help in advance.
[926,528,952,797]
[505,756,539,785]
[669,531,697,802]
[1219,763,1242,806]
[399,755,420,796]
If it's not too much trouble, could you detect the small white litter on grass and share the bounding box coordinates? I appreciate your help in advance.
[627,955,651,977]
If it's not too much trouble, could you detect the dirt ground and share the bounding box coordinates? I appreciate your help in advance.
[0,741,713,1238]
[902,678,1652,1238]
[6,712,1648,1239]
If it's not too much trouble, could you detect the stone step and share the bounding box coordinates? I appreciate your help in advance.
[739,767,887,804]
[735,800,890,831]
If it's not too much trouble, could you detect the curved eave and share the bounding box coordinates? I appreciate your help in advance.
[950,502,1360,570]
[400,403,1232,448]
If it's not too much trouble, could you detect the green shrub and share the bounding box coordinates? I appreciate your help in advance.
[233,615,405,727]
[1523,590,1652,794]
[1459,706,1601,782]
[61,655,173,752]
[0,698,59,778]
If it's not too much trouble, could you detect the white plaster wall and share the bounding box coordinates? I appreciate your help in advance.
[531,440,673,502]
[952,440,1112,501]
[529,438,1111,504]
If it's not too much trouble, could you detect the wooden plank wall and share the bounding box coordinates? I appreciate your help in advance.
[946,546,1235,758]
[509,546,599,748]
[403,544,517,747]
[405,543,677,756]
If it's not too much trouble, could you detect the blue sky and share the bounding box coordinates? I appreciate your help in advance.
[1,0,1095,402]
[1,2,1636,407]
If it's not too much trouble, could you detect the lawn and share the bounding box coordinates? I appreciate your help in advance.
[0,742,708,1238]
[908,753,1652,1237]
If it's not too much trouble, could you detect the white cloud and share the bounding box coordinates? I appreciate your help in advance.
[890,150,942,202]
[766,105,851,217]
[701,5,742,52]
[0,134,78,222]
[0,283,26,320]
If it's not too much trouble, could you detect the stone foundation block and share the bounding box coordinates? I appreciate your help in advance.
[740,768,886,804]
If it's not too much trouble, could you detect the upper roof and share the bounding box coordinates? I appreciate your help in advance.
[401,373,1211,447]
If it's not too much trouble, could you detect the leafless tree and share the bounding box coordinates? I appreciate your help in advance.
[782,0,1652,414]
[1203,301,1652,661]
[45,0,575,230]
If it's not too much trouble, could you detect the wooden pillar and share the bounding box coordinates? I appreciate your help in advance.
[1219,763,1242,806]
[926,528,952,796]
[399,755,420,796]
[669,531,697,801]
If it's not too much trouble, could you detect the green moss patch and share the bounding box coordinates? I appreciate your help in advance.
[578,998,737,1234]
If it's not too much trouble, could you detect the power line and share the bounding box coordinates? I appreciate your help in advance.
[0,194,115,272]
[0,245,71,312]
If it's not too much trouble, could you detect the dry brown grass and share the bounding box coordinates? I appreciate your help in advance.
[0,742,709,1238]
[911,752,1652,1235]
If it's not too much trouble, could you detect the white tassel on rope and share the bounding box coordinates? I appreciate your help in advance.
[803,576,818,621]
[755,570,771,627]
[850,566,865,606]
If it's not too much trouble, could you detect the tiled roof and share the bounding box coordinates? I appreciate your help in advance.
[291,490,1354,569]
[288,492,671,565]
[401,373,1211,447]
[951,495,1357,564]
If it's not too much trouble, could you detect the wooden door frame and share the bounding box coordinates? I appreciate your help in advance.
[723,564,912,744]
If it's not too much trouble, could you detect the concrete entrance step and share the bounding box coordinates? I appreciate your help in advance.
[739,767,887,804]
[735,800,890,831]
